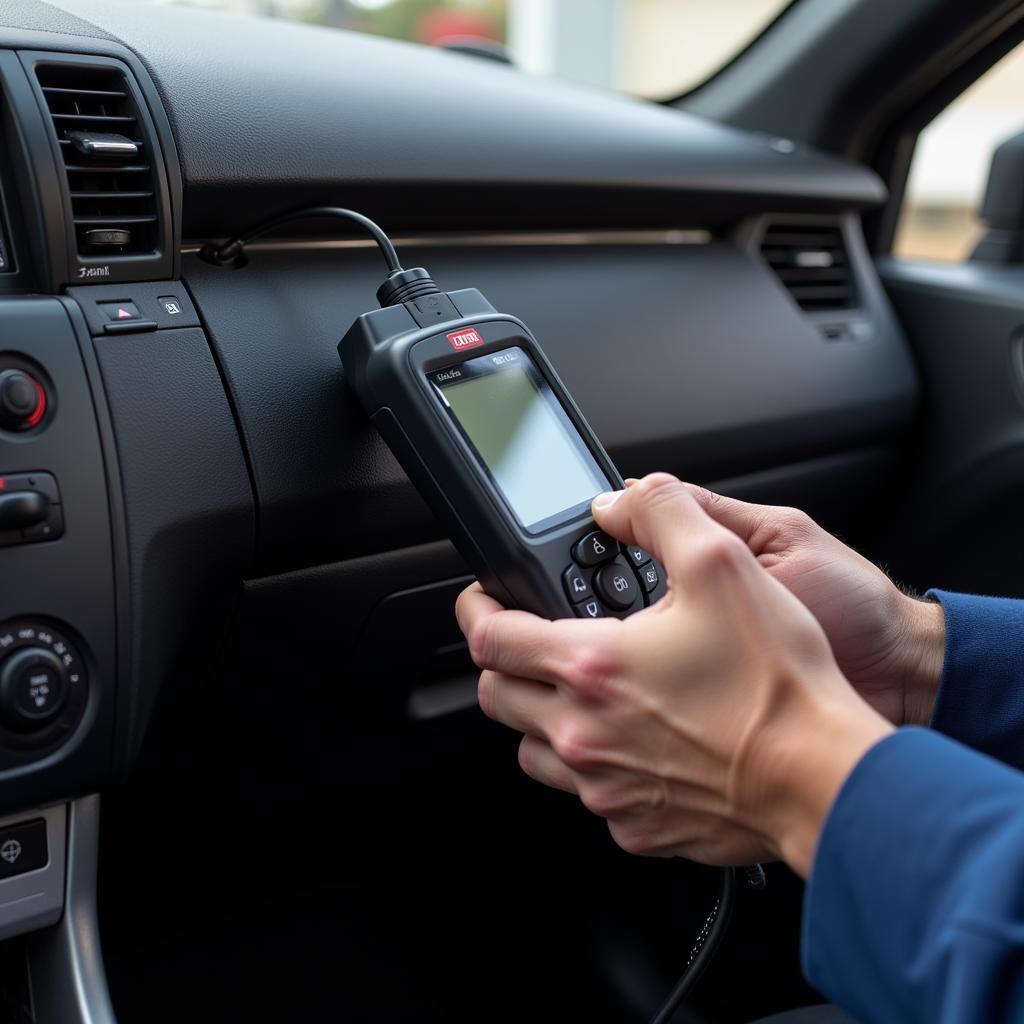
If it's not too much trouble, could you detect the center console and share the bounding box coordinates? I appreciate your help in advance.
[0,31,251,1020]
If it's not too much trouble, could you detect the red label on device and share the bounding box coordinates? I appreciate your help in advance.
[446,328,485,350]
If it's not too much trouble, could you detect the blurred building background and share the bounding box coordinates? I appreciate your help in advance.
[144,0,789,96]
[895,43,1024,262]
[144,0,1024,263]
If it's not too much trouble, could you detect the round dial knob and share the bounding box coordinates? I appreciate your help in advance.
[0,370,46,432]
[0,647,68,731]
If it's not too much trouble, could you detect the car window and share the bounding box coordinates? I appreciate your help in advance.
[143,0,794,99]
[895,40,1024,262]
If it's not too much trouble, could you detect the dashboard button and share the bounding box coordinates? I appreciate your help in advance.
[0,370,45,431]
[572,530,617,568]
[0,491,46,531]
[562,564,592,603]
[22,503,63,543]
[0,819,48,880]
[97,300,142,322]
[0,472,60,504]
[594,557,639,611]
[573,599,604,619]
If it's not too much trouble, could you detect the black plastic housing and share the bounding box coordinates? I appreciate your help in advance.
[340,288,667,620]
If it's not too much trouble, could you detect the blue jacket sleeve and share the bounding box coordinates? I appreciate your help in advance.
[927,590,1024,770]
[803,728,1024,1024]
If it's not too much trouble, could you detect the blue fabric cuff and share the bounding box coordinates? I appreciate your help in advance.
[927,589,1024,770]
[803,727,1024,1024]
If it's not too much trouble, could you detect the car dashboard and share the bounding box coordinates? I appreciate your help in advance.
[0,2,919,1021]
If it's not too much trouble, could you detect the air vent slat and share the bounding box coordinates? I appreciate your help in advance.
[42,86,127,98]
[761,232,844,247]
[50,113,136,124]
[786,286,853,300]
[71,191,153,200]
[73,215,158,226]
[35,61,162,260]
[759,221,856,313]
[63,164,150,173]
[772,268,850,283]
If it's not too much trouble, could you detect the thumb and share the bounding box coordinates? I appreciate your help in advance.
[592,473,713,575]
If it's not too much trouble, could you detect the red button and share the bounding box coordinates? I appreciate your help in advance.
[0,370,46,432]
[24,379,46,428]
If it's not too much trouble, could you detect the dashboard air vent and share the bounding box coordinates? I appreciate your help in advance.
[35,63,159,259]
[760,222,856,312]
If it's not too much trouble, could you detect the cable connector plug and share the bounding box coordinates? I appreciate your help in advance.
[376,267,442,307]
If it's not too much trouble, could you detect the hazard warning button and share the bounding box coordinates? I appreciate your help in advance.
[97,301,142,322]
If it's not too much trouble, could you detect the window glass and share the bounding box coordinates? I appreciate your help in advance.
[895,42,1024,262]
[144,0,793,99]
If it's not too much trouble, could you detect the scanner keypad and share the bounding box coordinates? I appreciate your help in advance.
[567,530,663,618]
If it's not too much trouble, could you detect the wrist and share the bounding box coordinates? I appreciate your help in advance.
[896,595,946,727]
[750,691,893,878]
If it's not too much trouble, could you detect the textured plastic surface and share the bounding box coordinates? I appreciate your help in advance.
[185,240,917,573]
[91,326,254,766]
[10,1,887,237]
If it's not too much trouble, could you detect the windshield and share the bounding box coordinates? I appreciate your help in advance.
[144,0,794,99]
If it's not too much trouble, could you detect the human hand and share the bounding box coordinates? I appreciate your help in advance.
[683,487,945,727]
[456,474,893,875]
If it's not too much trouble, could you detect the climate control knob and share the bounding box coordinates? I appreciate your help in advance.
[0,648,67,731]
[0,623,84,740]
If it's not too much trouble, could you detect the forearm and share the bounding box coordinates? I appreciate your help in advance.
[750,693,893,878]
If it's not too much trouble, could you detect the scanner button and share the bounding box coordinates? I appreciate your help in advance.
[574,599,605,620]
[638,562,661,594]
[594,557,639,611]
[572,530,617,568]
[625,545,652,568]
[563,565,592,604]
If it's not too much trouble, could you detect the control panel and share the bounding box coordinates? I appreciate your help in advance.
[0,296,116,813]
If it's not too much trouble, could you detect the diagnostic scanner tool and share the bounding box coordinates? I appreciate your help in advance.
[340,285,667,620]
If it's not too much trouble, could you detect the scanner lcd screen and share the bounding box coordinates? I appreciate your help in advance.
[431,347,610,534]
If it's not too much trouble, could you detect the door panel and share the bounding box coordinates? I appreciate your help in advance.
[879,259,1024,596]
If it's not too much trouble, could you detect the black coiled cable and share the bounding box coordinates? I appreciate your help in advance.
[648,868,737,1024]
